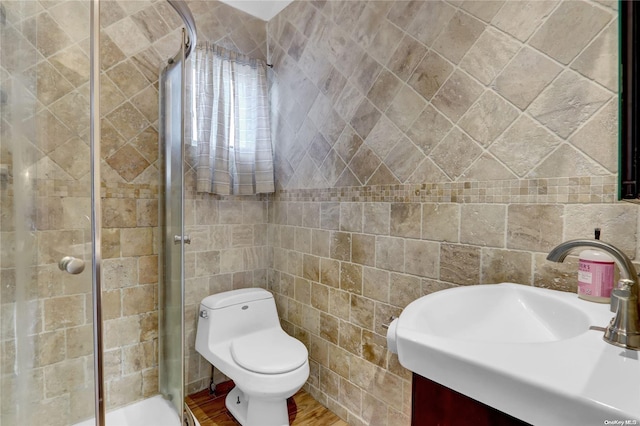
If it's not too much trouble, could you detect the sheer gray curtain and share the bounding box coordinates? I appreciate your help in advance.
[193,43,274,195]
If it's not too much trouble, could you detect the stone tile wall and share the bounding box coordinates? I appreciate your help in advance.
[266,1,631,425]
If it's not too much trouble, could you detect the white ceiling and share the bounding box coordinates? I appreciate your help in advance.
[219,0,294,21]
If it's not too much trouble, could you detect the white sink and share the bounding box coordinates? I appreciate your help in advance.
[393,283,640,425]
[415,284,591,343]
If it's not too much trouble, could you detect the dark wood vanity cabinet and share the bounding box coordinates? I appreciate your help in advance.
[411,373,531,426]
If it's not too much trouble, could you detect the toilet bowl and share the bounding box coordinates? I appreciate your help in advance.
[195,288,309,426]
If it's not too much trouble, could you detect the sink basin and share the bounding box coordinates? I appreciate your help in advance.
[415,284,591,343]
[392,283,640,425]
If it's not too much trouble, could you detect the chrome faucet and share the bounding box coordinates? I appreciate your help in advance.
[547,239,640,350]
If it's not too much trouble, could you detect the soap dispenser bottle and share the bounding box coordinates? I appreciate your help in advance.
[577,228,615,303]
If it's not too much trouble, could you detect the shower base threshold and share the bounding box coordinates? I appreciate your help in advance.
[73,395,181,426]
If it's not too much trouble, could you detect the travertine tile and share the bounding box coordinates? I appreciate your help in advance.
[529,1,612,65]
[406,105,452,156]
[364,115,403,160]
[330,231,352,261]
[349,145,381,185]
[460,0,504,23]
[490,115,562,177]
[44,358,85,398]
[49,44,90,88]
[571,21,618,91]
[352,234,375,267]
[23,12,73,58]
[375,236,404,272]
[405,239,439,279]
[106,59,149,98]
[295,277,312,304]
[408,50,453,101]
[367,17,404,66]
[460,205,506,247]
[320,149,348,187]
[329,288,350,321]
[431,70,483,122]
[491,1,558,42]
[320,258,340,287]
[350,54,382,95]
[439,243,480,285]
[338,319,362,356]
[569,98,617,173]
[362,330,387,367]
[407,0,456,46]
[321,313,339,346]
[386,85,426,132]
[458,91,519,147]
[334,126,364,166]
[106,102,150,141]
[460,153,517,181]
[352,3,388,49]
[340,262,363,295]
[33,330,66,367]
[493,47,562,110]
[387,34,427,82]
[390,273,422,308]
[122,285,158,315]
[350,294,374,329]
[528,70,612,138]
[27,61,74,107]
[430,127,482,180]
[367,69,402,112]
[432,10,485,64]
[43,295,85,332]
[386,0,423,29]
[363,203,390,235]
[529,143,610,178]
[507,204,564,252]
[384,137,424,183]
[406,158,450,183]
[459,27,520,85]
[481,248,533,285]
[350,98,382,140]
[308,133,332,168]
[362,267,389,303]
[533,252,579,292]
[105,16,152,57]
[422,204,459,242]
[390,203,421,238]
[120,227,153,257]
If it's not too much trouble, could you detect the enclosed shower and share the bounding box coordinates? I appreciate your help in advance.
[0,0,196,424]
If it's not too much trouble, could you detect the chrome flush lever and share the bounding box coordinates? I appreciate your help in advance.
[174,235,191,244]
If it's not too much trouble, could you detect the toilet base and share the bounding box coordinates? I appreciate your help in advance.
[225,386,290,426]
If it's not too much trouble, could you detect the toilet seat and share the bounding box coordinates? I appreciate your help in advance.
[231,330,308,374]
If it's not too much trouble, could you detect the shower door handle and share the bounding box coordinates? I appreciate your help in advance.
[174,235,191,245]
[59,256,85,274]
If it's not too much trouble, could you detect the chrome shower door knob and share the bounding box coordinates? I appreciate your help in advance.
[58,256,85,274]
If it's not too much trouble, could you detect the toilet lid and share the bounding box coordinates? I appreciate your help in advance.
[231,330,308,374]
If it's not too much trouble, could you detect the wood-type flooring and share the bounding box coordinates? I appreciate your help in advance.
[186,382,348,426]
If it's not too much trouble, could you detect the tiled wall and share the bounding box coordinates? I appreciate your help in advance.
[99,0,269,410]
[266,1,634,425]
[0,0,266,423]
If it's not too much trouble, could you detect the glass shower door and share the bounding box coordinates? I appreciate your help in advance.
[159,32,186,419]
[0,0,96,424]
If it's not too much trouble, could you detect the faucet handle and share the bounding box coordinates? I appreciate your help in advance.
[610,279,635,313]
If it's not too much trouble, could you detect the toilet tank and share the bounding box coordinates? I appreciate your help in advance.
[196,288,281,350]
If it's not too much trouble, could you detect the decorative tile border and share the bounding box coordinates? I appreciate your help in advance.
[273,176,619,204]
[3,179,161,199]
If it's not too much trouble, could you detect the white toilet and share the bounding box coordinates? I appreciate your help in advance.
[195,288,309,426]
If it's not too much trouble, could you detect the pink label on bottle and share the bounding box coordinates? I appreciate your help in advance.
[578,259,615,298]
